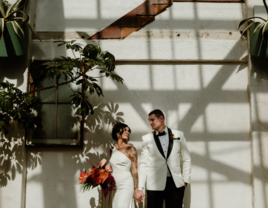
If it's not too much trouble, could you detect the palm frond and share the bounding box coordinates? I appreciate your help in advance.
[83,44,101,59]
[100,51,115,72]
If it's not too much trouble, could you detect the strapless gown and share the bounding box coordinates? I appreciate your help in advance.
[109,148,134,208]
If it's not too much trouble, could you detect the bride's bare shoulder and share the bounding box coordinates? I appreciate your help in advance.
[125,144,137,153]
[126,144,135,148]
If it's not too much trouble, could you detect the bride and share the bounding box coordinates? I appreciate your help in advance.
[108,122,141,208]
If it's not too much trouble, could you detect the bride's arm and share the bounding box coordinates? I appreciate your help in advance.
[102,147,113,172]
[126,146,139,191]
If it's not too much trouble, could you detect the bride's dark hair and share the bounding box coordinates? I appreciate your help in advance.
[111,122,131,141]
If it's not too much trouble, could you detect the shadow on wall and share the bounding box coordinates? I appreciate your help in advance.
[250,55,268,208]
[0,55,28,87]
[25,101,125,208]
[0,122,41,187]
[80,102,125,208]
[0,55,42,187]
[251,56,268,82]
[80,102,191,208]
[89,190,103,208]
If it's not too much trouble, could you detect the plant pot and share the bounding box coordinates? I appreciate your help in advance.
[0,22,28,57]
[250,24,268,58]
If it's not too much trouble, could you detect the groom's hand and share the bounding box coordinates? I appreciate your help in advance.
[134,190,144,203]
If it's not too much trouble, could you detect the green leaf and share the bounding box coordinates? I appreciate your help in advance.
[6,10,28,24]
[262,21,268,40]
[110,73,124,83]
[0,0,6,17]
[83,44,100,59]
[241,21,259,37]
[14,0,29,10]
[100,51,115,72]
[14,20,24,36]
[238,17,267,29]
[254,22,265,34]
[28,23,42,42]
[0,18,4,41]
[263,0,268,16]
[6,0,20,16]
[10,20,23,39]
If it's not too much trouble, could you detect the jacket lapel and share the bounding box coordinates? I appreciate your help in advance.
[153,131,165,158]
[167,128,174,159]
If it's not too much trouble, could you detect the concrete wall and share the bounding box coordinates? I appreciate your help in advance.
[1,0,266,208]
[247,1,268,208]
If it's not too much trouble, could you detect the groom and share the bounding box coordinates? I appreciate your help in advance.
[135,109,191,208]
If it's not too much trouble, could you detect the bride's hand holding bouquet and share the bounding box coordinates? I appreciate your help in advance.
[99,159,112,173]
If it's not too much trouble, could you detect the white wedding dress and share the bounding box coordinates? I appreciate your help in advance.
[109,148,134,208]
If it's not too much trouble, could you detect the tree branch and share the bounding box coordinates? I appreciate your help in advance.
[28,75,82,94]
[92,76,106,79]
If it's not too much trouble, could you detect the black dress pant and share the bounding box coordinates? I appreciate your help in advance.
[146,177,185,208]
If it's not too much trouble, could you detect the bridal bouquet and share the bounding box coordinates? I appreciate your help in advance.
[79,159,115,197]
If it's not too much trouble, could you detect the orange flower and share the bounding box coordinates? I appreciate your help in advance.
[86,170,93,176]
[99,171,110,184]
[79,171,88,184]
[94,175,102,185]
[99,169,105,174]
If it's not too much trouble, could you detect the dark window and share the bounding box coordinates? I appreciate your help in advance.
[26,61,83,147]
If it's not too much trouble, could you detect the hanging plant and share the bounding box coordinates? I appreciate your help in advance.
[0,0,41,57]
[238,0,268,57]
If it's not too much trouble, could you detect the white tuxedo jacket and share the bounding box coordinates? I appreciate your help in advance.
[138,128,191,191]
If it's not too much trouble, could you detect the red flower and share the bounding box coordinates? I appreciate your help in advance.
[101,175,116,197]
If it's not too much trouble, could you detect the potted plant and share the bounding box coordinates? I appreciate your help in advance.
[0,0,40,57]
[238,0,268,57]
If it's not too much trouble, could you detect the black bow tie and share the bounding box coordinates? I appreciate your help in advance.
[158,131,166,136]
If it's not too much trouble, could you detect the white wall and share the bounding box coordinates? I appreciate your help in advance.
[35,0,145,32]
[0,0,258,208]
[23,63,251,208]
[247,1,268,208]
